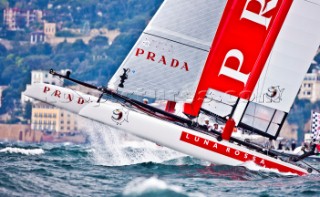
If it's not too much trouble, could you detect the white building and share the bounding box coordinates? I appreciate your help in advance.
[298,70,320,102]
[30,31,45,44]
[30,70,64,85]
[3,8,43,31]
[31,102,79,133]
[21,70,66,105]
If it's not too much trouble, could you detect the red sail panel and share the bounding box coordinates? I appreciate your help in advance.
[183,0,293,116]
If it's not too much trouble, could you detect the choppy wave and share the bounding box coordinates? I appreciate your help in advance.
[1,122,320,196]
[122,177,206,197]
[0,141,319,197]
[122,177,184,196]
[0,147,44,155]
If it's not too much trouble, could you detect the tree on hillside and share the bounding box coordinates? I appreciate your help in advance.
[7,0,16,7]
[23,55,55,70]
[55,40,73,54]
[0,0,7,11]
[89,36,109,48]
[23,101,32,120]
[0,61,4,83]
[72,39,89,52]
[30,43,52,55]
[0,87,18,115]
[1,63,16,84]
[32,0,49,9]
[0,43,7,56]
[118,15,148,33]
[314,51,320,65]
[0,0,166,120]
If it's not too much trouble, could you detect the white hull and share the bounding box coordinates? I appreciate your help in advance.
[24,83,309,175]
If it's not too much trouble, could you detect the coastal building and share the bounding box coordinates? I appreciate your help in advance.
[21,70,65,105]
[30,31,45,44]
[0,124,42,142]
[44,22,56,37]
[298,70,320,102]
[29,22,56,44]
[3,8,43,31]
[31,102,78,133]
[31,70,64,85]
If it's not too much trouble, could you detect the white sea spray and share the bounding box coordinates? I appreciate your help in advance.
[0,147,44,155]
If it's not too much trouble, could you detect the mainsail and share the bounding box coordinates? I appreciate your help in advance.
[108,0,227,101]
[109,0,320,139]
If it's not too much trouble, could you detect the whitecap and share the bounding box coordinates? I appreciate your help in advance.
[0,147,44,155]
[122,177,206,197]
[122,177,183,196]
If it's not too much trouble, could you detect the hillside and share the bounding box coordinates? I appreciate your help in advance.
[0,0,163,116]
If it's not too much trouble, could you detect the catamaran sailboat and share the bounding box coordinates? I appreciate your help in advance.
[24,0,320,176]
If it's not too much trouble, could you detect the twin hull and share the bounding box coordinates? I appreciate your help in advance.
[24,83,308,175]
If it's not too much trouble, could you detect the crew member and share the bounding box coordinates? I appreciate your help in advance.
[291,139,296,151]
[277,140,283,150]
[213,123,219,132]
[265,139,274,150]
[143,98,149,104]
[292,138,320,162]
[204,117,212,131]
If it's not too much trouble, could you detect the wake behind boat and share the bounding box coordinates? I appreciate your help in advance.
[24,0,320,176]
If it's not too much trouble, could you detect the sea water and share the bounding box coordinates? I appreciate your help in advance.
[0,122,319,197]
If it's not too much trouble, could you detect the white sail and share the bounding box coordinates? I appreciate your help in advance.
[108,0,227,101]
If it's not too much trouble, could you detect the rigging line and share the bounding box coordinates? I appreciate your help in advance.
[143,32,209,52]
[305,0,320,6]
[251,102,257,134]
[259,48,274,100]
[300,160,320,173]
